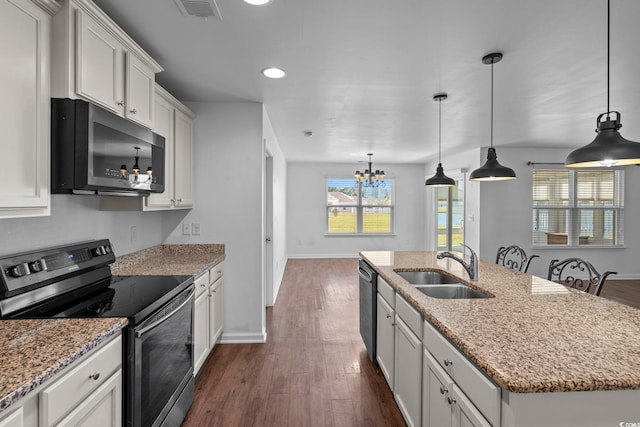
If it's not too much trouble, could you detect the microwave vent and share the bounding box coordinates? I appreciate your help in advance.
[174,0,221,19]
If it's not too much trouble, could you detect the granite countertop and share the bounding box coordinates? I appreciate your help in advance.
[111,244,225,277]
[0,318,127,413]
[359,250,640,394]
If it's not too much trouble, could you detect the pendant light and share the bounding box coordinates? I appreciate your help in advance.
[470,52,516,182]
[426,93,455,187]
[565,0,640,167]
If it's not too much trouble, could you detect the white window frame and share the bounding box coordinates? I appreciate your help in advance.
[326,177,395,235]
[532,166,624,248]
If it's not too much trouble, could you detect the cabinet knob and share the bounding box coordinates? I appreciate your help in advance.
[386,314,391,319]
[439,386,447,395]
[89,372,101,381]
[177,198,182,203]
[117,101,125,107]
[443,359,453,367]
[447,396,456,405]
[130,108,137,114]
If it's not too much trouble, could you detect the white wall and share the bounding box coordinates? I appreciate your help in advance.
[427,146,640,279]
[287,162,427,258]
[165,101,279,343]
[263,107,287,305]
[0,194,176,257]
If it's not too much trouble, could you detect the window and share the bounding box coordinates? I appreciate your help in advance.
[326,178,393,234]
[436,178,465,251]
[532,168,624,247]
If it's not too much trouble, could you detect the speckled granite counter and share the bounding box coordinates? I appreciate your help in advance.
[359,251,640,394]
[0,318,127,413]
[111,244,225,277]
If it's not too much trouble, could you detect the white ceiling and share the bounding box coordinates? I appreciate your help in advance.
[92,0,640,164]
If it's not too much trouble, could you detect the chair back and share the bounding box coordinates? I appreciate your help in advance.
[547,258,617,296]
[496,245,539,273]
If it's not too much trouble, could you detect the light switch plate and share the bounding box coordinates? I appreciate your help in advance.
[192,223,201,236]
[182,223,191,235]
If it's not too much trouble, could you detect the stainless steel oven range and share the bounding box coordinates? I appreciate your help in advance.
[0,239,194,427]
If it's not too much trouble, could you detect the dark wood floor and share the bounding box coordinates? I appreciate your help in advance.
[182,258,405,427]
[181,259,640,426]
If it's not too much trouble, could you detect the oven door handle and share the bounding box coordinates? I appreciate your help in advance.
[135,288,195,338]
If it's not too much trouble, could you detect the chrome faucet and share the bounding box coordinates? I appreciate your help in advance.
[436,243,478,281]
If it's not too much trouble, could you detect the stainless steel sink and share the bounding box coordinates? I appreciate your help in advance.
[414,284,492,299]
[395,271,460,285]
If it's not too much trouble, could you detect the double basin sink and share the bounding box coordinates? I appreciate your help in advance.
[395,271,492,299]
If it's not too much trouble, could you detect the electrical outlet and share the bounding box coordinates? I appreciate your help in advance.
[192,223,201,236]
[130,226,137,242]
[182,223,191,235]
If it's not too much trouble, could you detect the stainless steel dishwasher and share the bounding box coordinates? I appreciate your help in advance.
[358,259,377,362]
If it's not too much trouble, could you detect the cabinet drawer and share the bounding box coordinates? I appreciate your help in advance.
[209,261,224,285]
[40,336,122,427]
[195,271,209,297]
[395,294,422,338]
[423,320,500,427]
[377,276,395,307]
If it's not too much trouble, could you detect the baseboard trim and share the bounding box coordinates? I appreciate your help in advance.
[608,273,640,281]
[288,254,359,259]
[220,330,267,344]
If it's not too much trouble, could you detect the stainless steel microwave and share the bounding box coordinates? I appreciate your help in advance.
[51,98,165,196]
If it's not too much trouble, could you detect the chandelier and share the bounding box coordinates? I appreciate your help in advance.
[355,153,385,187]
[120,147,152,182]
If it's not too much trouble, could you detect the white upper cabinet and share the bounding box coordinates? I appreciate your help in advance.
[144,84,195,211]
[52,0,162,129]
[0,0,58,219]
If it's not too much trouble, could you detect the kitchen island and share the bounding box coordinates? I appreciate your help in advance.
[361,251,640,426]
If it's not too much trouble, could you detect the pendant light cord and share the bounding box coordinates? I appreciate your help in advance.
[490,59,494,149]
[438,98,442,163]
[607,0,610,117]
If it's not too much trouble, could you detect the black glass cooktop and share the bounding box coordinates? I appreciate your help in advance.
[17,275,193,325]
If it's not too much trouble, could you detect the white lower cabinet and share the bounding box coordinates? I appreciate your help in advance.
[209,272,224,347]
[393,294,423,427]
[194,261,225,375]
[423,350,490,427]
[376,293,395,389]
[423,320,499,427]
[193,272,210,375]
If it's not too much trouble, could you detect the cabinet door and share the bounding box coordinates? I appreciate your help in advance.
[452,385,491,427]
[376,294,395,390]
[56,370,122,427]
[394,316,422,427]
[173,109,194,208]
[75,9,123,114]
[209,277,224,346]
[125,52,154,128]
[0,0,50,218]
[0,407,23,427]
[194,291,210,375]
[145,90,174,210]
[423,350,453,427]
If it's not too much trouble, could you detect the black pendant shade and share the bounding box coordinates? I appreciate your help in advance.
[426,163,456,187]
[565,0,640,167]
[566,112,640,167]
[469,147,516,181]
[470,52,516,182]
[426,93,455,187]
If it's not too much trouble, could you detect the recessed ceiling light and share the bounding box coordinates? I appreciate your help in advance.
[244,0,271,5]
[262,67,286,79]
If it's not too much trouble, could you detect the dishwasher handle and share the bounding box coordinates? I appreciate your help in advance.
[357,266,373,282]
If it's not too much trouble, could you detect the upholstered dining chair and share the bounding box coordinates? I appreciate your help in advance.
[495,245,539,273]
[547,258,617,296]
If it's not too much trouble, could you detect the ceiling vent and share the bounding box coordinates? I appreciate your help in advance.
[174,0,222,19]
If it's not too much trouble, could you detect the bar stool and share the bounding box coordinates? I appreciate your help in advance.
[495,245,539,273]
[547,258,617,296]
